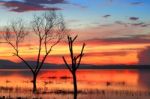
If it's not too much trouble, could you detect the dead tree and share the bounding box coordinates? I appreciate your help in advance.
[3,11,67,93]
[62,35,85,99]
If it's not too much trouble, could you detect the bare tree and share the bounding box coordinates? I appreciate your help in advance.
[3,11,67,93]
[62,35,85,99]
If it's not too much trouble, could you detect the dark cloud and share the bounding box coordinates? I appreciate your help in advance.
[115,21,128,27]
[131,22,150,27]
[101,51,127,56]
[25,0,67,4]
[101,37,150,44]
[84,51,128,57]
[129,17,139,21]
[103,15,111,18]
[141,24,150,27]
[0,0,66,12]
[138,46,150,65]
[131,22,144,26]
[71,3,87,9]
[130,2,144,5]
[105,20,149,28]
[1,1,62,12]
[85,34,150,45]
[132,22,144,26]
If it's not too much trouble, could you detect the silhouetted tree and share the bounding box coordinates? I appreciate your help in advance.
[62,35,85,99]
[3,11,67,93]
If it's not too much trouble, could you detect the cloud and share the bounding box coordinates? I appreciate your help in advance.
[66,19,80,24]
[25,0,66,4]
[129,17,139,21]
[99,20,149,28]
[103,15,111,18]
[85,34,150,45]
[99,24,113,27]
[85,51,128,57]
[132,22,144,26]
[138,46,150,65]
[131,22,150,27]
[115,21,128,27]
[0,0,66,12]
[141,24,150,27]
[130,2,144,6]
[71,3,87,9]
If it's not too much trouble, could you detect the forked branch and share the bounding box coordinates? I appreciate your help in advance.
[62,35,86,72]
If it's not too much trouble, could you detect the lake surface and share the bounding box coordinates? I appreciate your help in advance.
[0,69,150,99]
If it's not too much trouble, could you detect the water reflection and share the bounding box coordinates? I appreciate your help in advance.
[138,70,150,88]
[0,69,149,91]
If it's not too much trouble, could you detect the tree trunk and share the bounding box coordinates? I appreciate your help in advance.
[72,71,77,99]
[33,74,37,93]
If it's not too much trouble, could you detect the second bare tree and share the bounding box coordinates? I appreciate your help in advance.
[62,35,85,99]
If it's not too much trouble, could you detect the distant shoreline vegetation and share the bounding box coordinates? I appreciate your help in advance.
[0,59,150,69]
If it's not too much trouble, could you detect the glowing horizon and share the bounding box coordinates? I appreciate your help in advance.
[0,0,150,65]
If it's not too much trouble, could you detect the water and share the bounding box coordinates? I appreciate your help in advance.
[0,69,150,99]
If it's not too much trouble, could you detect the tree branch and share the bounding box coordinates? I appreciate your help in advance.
[62,56,72,72]
[15,54,34,74]
[36,39,61,74]
[76,43,85,69]
[35,39,42,73]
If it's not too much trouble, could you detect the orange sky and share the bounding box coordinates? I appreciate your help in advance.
[0,0,150,66]
[0,37,150,65]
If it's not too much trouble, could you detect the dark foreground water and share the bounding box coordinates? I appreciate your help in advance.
[0,69,150,99]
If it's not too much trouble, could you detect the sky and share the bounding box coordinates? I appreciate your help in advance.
[0,0,150,65]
